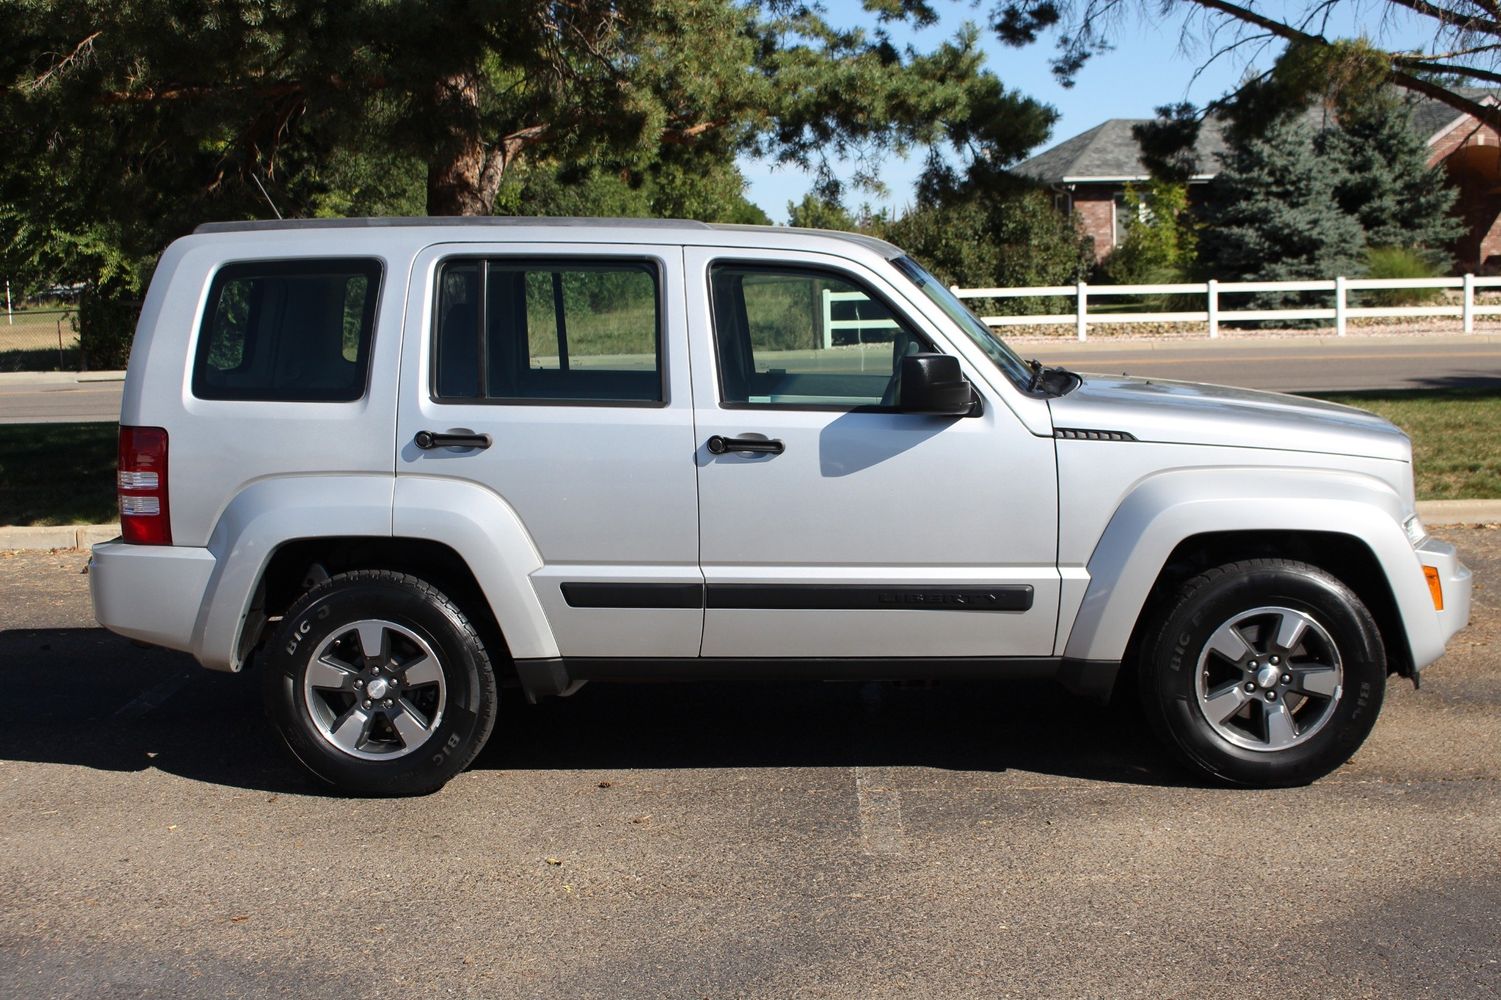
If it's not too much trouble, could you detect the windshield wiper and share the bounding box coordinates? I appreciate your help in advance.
[1027,360,1081,396]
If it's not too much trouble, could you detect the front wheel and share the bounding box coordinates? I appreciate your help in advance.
[1138,559,1386,787]
[263,570,498,796]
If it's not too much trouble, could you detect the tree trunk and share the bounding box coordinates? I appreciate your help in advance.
[425,72,506,216]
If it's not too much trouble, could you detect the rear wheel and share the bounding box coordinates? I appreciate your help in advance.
[1138,558,1386,787]
[263,570,497,796]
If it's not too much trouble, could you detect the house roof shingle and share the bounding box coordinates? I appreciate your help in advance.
[1014,89,1499,185]
[1012,118,1228,183]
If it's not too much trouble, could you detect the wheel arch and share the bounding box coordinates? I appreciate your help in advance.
[1116,530,1412,692]
[244,537,514,677]
[195,474,557,672]
[1060,468,1436,674]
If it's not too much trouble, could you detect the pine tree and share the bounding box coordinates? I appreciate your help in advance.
[1198,114,1367,290]
[1319,94,1463,264]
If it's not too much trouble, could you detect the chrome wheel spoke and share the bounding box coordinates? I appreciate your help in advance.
[1263,699,1298,749]
[331,707,373,752]
[1294,664,1340,698]
[400,654,441,688]
[307,656,359,692]
[389,700,432,748]
[1204,681,1250,725]
[355,621,388,665]
[1273,612,1310,654]
[1207,623,1252,664]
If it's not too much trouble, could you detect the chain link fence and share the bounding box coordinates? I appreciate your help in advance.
[0,308,81,371]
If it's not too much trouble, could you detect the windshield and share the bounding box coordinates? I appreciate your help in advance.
[889,256,1033,389]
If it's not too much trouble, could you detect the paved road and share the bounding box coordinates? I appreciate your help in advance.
[0,375,124,424]
[1,529,1497,998]
[4,334,1501,424]
[1024,333,1501,392]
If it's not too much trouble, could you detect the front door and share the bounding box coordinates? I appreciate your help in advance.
[685,247,1060,660]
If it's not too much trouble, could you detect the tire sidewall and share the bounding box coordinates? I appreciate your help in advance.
[1148,563,1385,787]
[264,575,494,795]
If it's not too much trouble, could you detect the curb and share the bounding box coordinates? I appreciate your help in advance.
[1414,499,1501,526]
[0,524,119,550]
[4,499,1499,552]
[0,370,126,386]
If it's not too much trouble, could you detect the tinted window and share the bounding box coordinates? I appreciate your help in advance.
[434,259,662,404]
[193,258,381,402]
[709,265,926,408]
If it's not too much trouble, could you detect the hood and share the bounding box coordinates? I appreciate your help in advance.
[1047,374,1410,462]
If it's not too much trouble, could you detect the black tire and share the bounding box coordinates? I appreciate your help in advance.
[1138,558,1386,788]
[263,570,498,796]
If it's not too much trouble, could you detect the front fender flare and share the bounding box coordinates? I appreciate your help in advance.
[1060,467,1436,666]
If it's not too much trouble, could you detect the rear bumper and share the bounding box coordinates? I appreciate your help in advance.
[1413,537,1472,671]
[89,541,216,657]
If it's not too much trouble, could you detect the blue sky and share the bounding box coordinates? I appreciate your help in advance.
[737,0,1422,221]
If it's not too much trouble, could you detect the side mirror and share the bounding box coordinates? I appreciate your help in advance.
[898,353,978,416]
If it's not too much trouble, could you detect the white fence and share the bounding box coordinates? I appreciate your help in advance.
[821,288,899,348]
[952,275,1501,341]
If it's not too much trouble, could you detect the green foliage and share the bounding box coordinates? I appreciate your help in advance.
[1105,180,1197,285]
[1198,115,1367,297]
[1,0,1056,352]
[1360,247,1446,306]
[493,155,771,225]
[1320,94,1463,265]
[882,186,1092,311]
[1197,91,1461,303]
[76,290,140,371]
[787,194,858,231]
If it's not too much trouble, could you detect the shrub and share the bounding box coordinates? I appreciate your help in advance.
[1361,247,1445,307]
[77,290,140,370]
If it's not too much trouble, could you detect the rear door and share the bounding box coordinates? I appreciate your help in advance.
[395,243,702,657]
[686,247,1061,659]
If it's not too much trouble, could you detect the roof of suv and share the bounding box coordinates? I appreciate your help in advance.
[193,216,905,259]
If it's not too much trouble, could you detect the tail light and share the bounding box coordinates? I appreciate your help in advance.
[118,426,171,545]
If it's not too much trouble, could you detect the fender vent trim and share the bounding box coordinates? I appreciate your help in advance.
[1054,428,1137,442]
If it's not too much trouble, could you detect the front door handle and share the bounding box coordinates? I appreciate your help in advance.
[415,430,492,451]
[707,435,784,456]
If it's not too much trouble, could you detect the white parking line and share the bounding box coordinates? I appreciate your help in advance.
[854,765,905,855]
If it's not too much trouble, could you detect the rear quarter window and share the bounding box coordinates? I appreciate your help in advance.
[192,258,382,402]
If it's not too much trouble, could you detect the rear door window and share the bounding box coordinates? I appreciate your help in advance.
[193,258,382,402]
[433,258,663,404]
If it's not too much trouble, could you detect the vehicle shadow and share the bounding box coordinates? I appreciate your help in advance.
[0,626,1198,795]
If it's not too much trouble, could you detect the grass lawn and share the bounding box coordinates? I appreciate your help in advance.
[0,422,118,527]
[0,388,1496,527]
[1316,387,1501,500]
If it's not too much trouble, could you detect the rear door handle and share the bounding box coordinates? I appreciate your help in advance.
[707,435,784,456]
[415,430,492,451]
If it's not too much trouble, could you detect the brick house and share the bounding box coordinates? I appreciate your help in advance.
[1014,92,1500,272]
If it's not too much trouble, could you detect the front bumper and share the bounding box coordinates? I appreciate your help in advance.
[1413,536,1472,671]
[90,540,217,657]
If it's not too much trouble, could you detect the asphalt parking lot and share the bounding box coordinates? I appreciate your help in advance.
[1,530,1498,999]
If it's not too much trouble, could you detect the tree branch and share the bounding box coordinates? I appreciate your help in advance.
[1389,66,1501,130]
[26,32,101,93]
[1381,0,1501,33]
[1184,0,1501,131]
[1396,42,1501,60]
[1392,55,1501,85]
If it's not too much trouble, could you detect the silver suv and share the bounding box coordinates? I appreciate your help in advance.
[90,218,1472,794]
